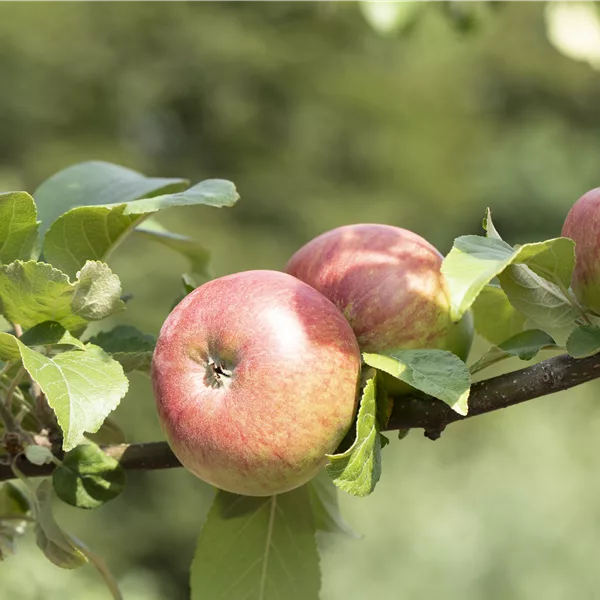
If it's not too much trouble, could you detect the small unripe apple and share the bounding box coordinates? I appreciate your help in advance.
[286,224,474,374]
[562,188,600,314]
[151,270,361,496]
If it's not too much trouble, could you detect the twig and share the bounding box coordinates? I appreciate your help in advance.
[1,351,600,482]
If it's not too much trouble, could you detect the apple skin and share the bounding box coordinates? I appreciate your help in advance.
[286,224,474,375]
[562,188,600,314]
[151,270,361,497]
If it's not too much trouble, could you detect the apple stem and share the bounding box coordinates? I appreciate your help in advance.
[206,357,233,389]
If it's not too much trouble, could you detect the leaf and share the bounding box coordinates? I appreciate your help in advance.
[469,329,557,375]
[0,482,30,516]
[471,284,526,345]
[307,471,360,539]
[0,260,124,333]
[0,334,128,450]
[87,325,156,373]
[70,262,126,320]
[442,210,576,322]
[84,417,126,446]
[43,177,239,278]
[566,325,600,358]
[441,235,518,321]
[190,487,320,600]
[135,220,211,280]
[117,178,239,213]
[364,350,471,416]
[0,261,84,332]
[0,334,23,362]
[181,273,199,295]
[0,482,31,559]
[53,443,126,509]
[375,372,392,429]
[0,192,39,264]
[325,376,382,497]
[34,480,87,569]
[20,321,86,350]
[512,239,575,291]
[489,209,578,332]
[24,445,54,466]
[34,160,188,237]
[497,264,580,330]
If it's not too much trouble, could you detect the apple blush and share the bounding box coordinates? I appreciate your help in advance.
[562,188,600,315]
[286,223,474,361]
[152,270,361,496]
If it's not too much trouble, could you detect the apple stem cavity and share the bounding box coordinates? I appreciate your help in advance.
[206,357,233,389]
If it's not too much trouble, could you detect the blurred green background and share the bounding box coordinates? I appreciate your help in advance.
[2,2,600,599]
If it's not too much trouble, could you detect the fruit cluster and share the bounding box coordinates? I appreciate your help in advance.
[151,224,474,496]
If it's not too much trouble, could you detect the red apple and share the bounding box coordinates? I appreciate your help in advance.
[286,224,474,369]
[562,188,600,314]
[151,270,361,496]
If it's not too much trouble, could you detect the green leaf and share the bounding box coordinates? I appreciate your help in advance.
[190,487,320,600]
[307,471,360,539]
[442,210,576,322]
[497,264,580,330]
[117,178,239,213]
[24,445,54,466]
[28,345,128,451]
[0,334,128,450]
[34,160,188,236]
[87,325,156,373]
[52,443,126,509]
[20,321,86,350]
[0,192,39,264]
[34,480,87,569]
[43,177,239,278]
[181,273,199,295]
[0,482,31,559]
[0,333,23,362]
[469,329,557,375]
[364,350,471,416]
[84,417,126,446]
[0,482,30,516]
[0,261,84,332]
[70,262,126,320]
[325,375,381,497]
[135,220,211,280]
[512,239,575,291]
[471,284,526,345]
[375,371,392,429]
[566,325,600,358]
[0,260,125,332]
[441,235,517,321]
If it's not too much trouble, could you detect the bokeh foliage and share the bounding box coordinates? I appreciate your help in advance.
[2,2,600,599]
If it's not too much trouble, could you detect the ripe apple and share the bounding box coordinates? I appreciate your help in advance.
[151,270,361,496]
[286,224,474,389]
[562,187,600,314]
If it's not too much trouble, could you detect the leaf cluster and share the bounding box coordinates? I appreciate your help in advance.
[0,162,238,597]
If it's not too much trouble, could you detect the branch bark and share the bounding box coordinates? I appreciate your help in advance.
[2,351,600,482]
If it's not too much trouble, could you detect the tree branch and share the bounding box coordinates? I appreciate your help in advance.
[2,352,600,482]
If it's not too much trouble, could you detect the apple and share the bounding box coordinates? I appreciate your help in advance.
[561,187,600,314]
[286,224,474,383]
[151,270,361,497]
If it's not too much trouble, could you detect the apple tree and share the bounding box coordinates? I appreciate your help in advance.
[1,161,599,599]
